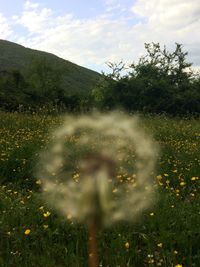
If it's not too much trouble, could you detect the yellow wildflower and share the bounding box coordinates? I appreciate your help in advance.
[124,242,130,249]
[148,259,155,263]
[24,229,31,235]
[43,211,51,217]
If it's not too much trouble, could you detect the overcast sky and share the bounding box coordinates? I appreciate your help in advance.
[0,0,200,72]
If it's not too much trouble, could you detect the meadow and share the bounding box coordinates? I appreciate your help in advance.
[0,111,199,267]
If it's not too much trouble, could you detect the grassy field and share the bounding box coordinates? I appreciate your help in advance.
[0,111,199,267]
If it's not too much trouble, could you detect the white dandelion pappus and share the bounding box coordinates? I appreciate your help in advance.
[38,112,158,227]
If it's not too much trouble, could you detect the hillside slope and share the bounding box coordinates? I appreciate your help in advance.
[0,39,100,94]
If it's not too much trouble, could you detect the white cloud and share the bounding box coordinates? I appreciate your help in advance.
[14,2,52,33]
[104,0,126,14]
[0,13,12,39]
[105,4,122,12]
[7,0,200,71]
[24,1,40,10]
[132,0,200,29]
[130,0,200,67]
[13,2,141,70]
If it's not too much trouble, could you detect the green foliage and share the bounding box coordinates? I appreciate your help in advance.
[0,70,28,110]
[0,40,100,111]
[94,43,200,115]
[1,40,199,115]
[24,58,66,106]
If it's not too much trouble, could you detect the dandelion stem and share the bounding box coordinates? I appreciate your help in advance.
[88,219,99,267]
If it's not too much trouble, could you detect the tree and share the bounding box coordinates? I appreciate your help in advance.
[26,57,65,104]
[93,43,199,115]
[0,70,28,110]
[92,61,127,109]
[129,43,192,83]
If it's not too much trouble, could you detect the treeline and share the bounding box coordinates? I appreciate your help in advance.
[0,58,92,112]
[0,43,200,115]
[92,43,200,115]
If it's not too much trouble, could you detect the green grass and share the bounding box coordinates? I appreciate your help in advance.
[0,111,200,267]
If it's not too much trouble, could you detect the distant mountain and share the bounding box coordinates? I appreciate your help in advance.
[0,39,100,95]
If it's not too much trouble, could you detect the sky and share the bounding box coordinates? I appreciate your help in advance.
[0,0,200,73]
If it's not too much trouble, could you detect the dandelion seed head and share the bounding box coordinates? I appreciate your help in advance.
[37,112,158,227]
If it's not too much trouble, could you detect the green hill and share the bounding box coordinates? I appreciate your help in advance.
[0,39,100,95]
[0,39,102,110]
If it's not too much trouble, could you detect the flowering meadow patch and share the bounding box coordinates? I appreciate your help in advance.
[0,111,199,266]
